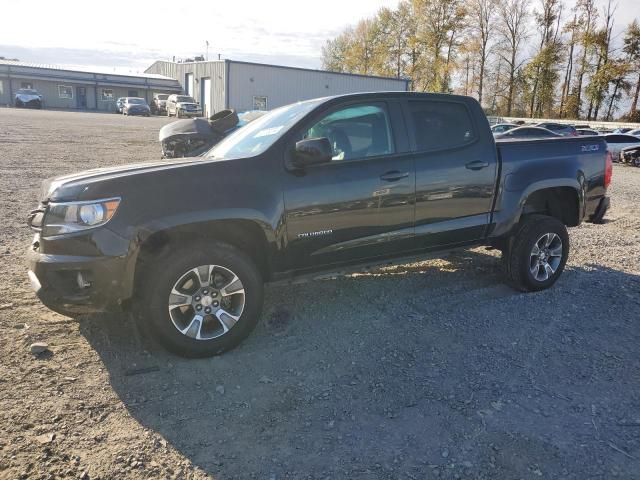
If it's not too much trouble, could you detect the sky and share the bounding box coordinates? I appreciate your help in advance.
[0,0,637,74]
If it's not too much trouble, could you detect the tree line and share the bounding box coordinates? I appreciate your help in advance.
[321,0,640,121]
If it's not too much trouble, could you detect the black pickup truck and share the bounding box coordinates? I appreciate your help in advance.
[27,92,612,357]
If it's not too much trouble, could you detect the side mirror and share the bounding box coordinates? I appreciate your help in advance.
[292,138,332,168]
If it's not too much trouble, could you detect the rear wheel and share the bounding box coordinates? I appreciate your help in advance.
[503,215,569,292]
[137,242,263,357]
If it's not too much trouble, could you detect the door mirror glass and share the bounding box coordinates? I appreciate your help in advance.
[293,138,333,167]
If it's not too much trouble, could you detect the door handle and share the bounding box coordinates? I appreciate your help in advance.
[380,171,409,182]
[465,161,490,170]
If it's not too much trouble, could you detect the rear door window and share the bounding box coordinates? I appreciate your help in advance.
[408,101,475,151]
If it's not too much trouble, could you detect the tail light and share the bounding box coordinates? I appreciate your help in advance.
[604,151,613,188]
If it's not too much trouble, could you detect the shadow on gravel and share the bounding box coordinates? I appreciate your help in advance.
[80,250,640,479]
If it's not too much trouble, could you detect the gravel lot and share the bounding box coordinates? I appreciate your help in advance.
[1,108,639,480]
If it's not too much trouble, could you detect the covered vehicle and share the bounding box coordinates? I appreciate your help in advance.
[166,94,203,118]
[160,109,240,158]
[123,97,151,116]
[15,88,43,108]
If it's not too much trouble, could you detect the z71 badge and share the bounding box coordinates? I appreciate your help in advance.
[297,230,333,239]
[581,144,600,152]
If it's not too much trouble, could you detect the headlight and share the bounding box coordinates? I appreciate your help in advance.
[43,198,120,236]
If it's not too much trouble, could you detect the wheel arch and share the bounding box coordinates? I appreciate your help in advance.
[131,218,274,301]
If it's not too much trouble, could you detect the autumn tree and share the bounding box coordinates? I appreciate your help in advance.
[623,19,640,118]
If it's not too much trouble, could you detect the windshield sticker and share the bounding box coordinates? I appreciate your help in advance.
[255,126,284,138]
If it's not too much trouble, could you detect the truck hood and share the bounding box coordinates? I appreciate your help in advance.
[41,159,199,201]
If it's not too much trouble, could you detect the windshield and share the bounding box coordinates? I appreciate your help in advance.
[19,89,39,95]
[176,96,195,103]
[127,98,146,104]
[208,99,324,160]
[157,94,169,100]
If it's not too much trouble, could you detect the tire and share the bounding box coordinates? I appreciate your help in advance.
[137,241,264,357]
[502,214,569,292]
[634,156,640,168]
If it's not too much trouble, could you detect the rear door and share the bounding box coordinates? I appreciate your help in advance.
[282,100,415,271]
[404,98,498,248]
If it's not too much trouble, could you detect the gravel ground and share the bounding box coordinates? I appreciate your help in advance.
[1,108,639,480]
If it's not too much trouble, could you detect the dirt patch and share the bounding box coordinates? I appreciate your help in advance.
[1,108,640,479]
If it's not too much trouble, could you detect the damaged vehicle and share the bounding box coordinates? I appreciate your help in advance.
[159,110,266,158]
[621,145,640,167]
[15,88,43,108]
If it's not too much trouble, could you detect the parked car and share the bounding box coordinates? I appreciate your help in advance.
[26,92,611,357]
[602,133,640,162]
[612,127,633,134]
[115,97,126,114]
[166,94,203,117]
[491,123,519,135]
[620,145,640,167]
[495,126,561,139]
[627,128,640,137]
[535,122,578,136]
[577,128,600,136]
[151,94,170,115]
[122,97,151,116]
[14,88,43,108]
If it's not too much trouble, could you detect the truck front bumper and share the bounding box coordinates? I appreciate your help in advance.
[26,231,135,315]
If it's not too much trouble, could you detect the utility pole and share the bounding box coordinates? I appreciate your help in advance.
[205,40,209,61]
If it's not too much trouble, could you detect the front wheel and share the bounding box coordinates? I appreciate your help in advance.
[137,242,264,357]
[502,215,569,292]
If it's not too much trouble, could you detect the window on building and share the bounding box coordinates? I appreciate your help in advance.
[101,89,114,101]
[58,85,73,99]
[253,96,268,111]
[408,101,475,151]
[21,81,33,89]
[127,90,139,97]
[305,104,394,162]
[0,79,3,95]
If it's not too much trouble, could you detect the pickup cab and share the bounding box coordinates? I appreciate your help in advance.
[27,92,612,357]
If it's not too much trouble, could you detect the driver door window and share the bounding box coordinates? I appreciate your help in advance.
[305,104,394,161]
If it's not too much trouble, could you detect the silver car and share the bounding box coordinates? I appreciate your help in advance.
[166,94,203,118]
[602,134,640,162]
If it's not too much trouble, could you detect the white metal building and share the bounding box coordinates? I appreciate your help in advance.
[145,60,410,117]
[0,59,181,111]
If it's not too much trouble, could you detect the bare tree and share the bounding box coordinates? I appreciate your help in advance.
[496,0,530,115]
[467,0,498,105]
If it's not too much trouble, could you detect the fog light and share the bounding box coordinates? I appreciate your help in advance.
[76,272,91,289]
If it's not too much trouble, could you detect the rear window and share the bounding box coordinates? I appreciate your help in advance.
[408,101,475,151]
[606,135,639,143]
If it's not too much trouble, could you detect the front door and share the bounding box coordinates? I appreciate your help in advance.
[406,98,497,247]
[76,87,87,109]
[201,78,211,117]
[283,101,415,272]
